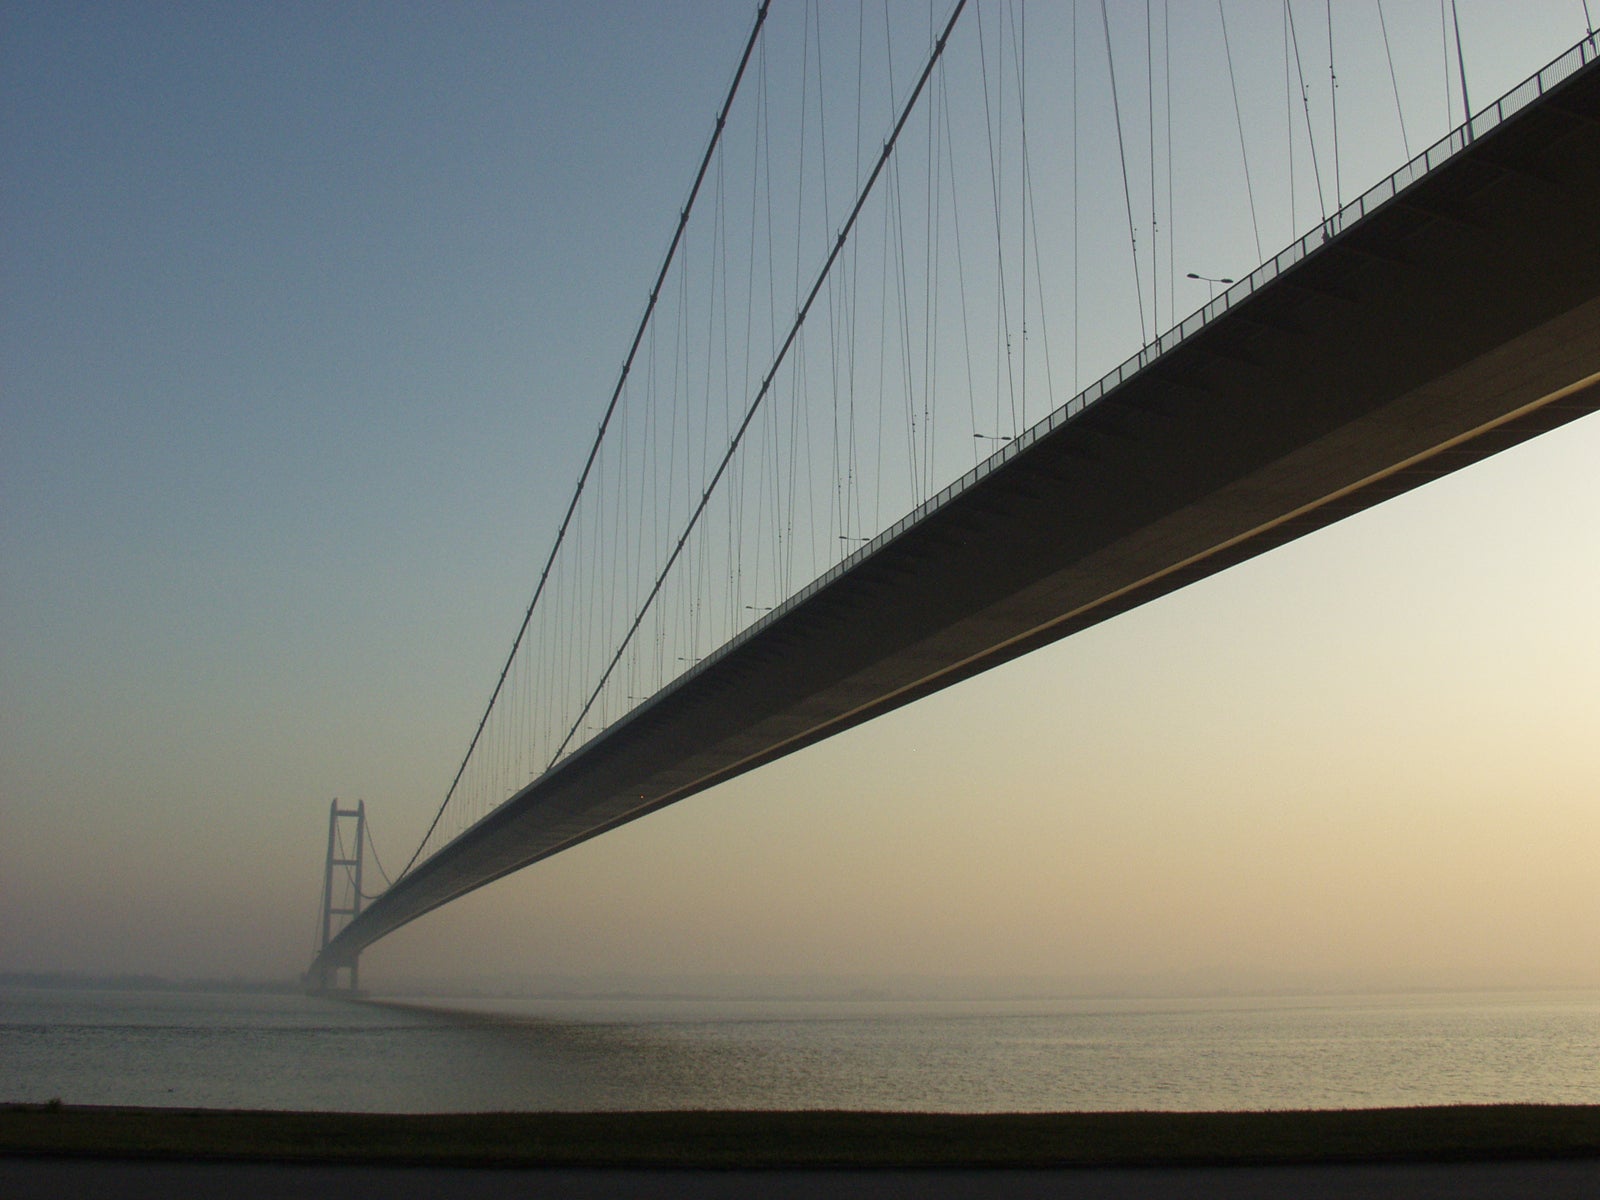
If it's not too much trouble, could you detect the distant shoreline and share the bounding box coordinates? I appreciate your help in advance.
[0,973,304,996]
[8,974,1596,1004]
[4,1104,1598,1169]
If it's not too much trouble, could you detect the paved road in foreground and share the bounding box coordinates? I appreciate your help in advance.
[4,1157,1597,1198]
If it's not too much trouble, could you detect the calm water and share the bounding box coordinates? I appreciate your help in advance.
[2,987,1596,1113]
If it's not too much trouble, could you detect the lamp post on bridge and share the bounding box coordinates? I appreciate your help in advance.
[1186,271,1235,301]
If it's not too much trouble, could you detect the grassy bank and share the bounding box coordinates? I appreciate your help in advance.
[3,1104,1598,1168]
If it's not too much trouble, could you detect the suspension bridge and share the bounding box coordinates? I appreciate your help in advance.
[312,3,1600,990]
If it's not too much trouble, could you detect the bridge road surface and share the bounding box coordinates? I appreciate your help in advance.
[4,1156,1599,1199]
[315,39,1600,979]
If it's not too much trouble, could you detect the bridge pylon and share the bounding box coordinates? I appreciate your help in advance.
[310,798,365,993]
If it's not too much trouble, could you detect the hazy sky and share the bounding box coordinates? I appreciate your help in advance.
[3,1,1597,994]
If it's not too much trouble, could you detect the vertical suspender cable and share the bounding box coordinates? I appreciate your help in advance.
[1376,0,1412,160]
[1100,0,1148,344]
[1164,0,1173,324]
[1450,0,1472,138]
[1072,0,1079,389]
[1439,0,1452,129]
[1327,0,1339,206]
[1286,1,1328,227]
[1219,0,1264,263]
[1285,2,1296,235]
[1146,0,1157,334]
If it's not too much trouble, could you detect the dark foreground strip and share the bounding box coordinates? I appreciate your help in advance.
[2,1105,1598,1168]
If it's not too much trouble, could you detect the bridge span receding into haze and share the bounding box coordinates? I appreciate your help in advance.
[311,30,1600,988]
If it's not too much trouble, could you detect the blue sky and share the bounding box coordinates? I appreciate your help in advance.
[3,1,1597,991]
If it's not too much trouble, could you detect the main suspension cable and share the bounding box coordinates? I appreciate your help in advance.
[362,815,394,894]
[398,1,773,883]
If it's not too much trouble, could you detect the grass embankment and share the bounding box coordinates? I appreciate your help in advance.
[3,1104,1598,1168]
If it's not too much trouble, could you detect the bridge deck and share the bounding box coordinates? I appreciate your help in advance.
[316,39,1600,975]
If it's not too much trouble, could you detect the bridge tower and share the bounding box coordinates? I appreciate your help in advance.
[313,798,365,992]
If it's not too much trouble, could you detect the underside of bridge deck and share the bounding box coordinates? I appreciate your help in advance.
[316,46,1600,974]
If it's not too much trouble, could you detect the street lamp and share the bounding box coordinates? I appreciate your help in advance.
[1186,271,1234,301]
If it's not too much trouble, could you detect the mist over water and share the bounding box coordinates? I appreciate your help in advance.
[5,986,1595,1113]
